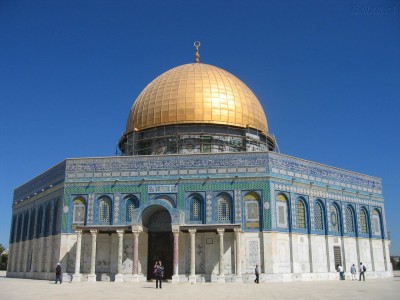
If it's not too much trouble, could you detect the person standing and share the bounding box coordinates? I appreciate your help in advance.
[359,262,366,281]
[338,265,344,280]
[55,263,62,284]
[254,265,260,284]
[350,264,357,280]
[155,260,164,289]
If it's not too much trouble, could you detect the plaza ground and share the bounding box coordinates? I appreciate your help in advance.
[0,271,399,300]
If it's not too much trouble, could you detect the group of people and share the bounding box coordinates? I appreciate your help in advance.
[54,260,367,285]
[337,262,367,281]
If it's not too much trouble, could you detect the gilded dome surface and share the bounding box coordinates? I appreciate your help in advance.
[125,63,268,134]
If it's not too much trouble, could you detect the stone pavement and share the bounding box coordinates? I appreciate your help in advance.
[0,272,399,300]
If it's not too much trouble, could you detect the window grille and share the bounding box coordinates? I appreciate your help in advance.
[296,200,306,229]
[360,209,368,234]
[218,196,231,222]
[99,199,110,224]
[333,246,342,267]
[314,202,324,231]
[345,206,355,233]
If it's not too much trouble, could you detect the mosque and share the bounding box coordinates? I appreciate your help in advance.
[7,43,392,283]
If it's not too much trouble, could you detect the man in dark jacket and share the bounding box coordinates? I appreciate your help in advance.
[55,263,62,284]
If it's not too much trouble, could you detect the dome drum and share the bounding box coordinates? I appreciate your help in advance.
[119,124,275,156]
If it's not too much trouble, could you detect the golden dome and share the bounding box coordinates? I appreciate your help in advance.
[125,63,268,134]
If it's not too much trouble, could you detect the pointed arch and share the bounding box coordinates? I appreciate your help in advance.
[187,193,204,223]
[314,200,325,231]
[125,194,140,223]
[359,207,369,235]
[345,205,356,235]
[296,198,307,230]
[216,192,233,223]
[276,193,289,229]
[98,195,112,225]
[244,191,261,230]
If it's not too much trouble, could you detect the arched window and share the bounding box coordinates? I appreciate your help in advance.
[244,192,260,229]
[98,196,111,224]
[16,215,23,242]
[10,216,16,243]
[217,194,231,222]
[372,209,382,236]
[296,200,306,229]
[36,207,43,238]
[190,196,203,223]
[125,196,139,223]
[314,201,324,231]
[330,204,340,233]
[22,212,29,241]
[29,209,36,240]
[345,206,355,233]
[52,200,59,234]
[43,204,52,236]
[73,197,86,225]
[276,194,289,229]
[359,208,368,234]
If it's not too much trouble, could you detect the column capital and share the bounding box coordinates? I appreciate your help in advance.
[90,229,98,236]
[75,229,82,235]
[172,224,180,234]
[116,229,125,236]
[233,228,242,233]
[131,225,143,233]
[217,228,225,235]
[188,229,197,234]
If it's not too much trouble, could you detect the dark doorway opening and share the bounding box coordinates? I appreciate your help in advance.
[147,232,173,280]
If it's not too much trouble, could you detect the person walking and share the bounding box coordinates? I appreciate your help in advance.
[155,260,164,289]
[350,264,357,280]
[254,265,260,284]
[55,263,62,284]
[359,262,366,281]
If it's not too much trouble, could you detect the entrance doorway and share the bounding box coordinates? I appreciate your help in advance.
[147,232,173,280]
[142,205,173,280]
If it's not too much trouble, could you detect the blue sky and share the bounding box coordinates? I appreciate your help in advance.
[0,0,399,255]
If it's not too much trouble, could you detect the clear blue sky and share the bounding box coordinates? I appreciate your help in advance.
[1,0,399,255]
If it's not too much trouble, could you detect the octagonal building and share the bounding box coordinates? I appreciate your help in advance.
[7,45,392,283]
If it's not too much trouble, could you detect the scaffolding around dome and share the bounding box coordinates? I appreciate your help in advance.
[118,123,276,156]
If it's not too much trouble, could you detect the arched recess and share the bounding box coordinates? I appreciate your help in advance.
[296,198,308,231]
[215,192,233,223]
[43,203,52,236]
[187,193,204,224]
[276,193,290,230]
[330,202,342,235]
[372,208,383,238]
[244,191,261,230]
[97,195,112,225]
[359,207,370,236]
[124,194,140,223]
[345,205,356,236]
[22,212,29,241]
[152,194,176,208]
[314,200,325,232]
[10,216,17,243]
[36,207,43,238]
[72,196,86,225]
[28,209,36,240]
[141,204,174,280]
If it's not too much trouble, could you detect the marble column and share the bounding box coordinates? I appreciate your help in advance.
[172,226,180,283]
[189,229,196,283]
[114,230,125,282]
[72,230,82,282]
[87,230,98,282]
[234,228,242,282]
[217,228,225,283]
[131,225,143,282]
